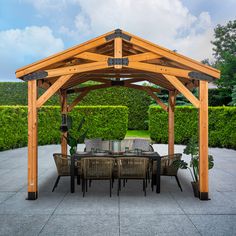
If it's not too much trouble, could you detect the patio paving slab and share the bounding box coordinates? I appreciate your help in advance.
[38,214,119,236]
[0,191,66,215]
[0,214,50,236]
[0,144,236,235]
[189,215,236,236]
[120,214,200,236]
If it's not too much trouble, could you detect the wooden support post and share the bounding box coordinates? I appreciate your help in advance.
[199,81,209,200]
[114,38,122,69]
[168,91,175,156]
[27,80,38,200]
[60,90,68,155]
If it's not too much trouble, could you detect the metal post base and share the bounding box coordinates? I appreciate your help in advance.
[27,192,38,200]
[199,192,209,200]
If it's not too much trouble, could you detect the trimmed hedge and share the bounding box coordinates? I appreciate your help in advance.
[0,106,128,151]
[0,82,150,130]
[149,106,236,149]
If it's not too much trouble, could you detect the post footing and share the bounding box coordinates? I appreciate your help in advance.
[199,192,209,200]
[27,191,38,200]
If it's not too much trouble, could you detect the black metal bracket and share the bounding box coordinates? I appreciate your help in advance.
[188,71,215,82]
[199,192,209,200]
[111,80,125,86]
[108,58,129,66]
[105,29,131,41]
[22,71,48,82]
[26,191,38,200]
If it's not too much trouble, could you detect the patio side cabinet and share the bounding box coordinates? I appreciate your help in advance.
[60,90,68,155]
[27,80,38,200]
[199,80,209,200]
[168,91,175,156]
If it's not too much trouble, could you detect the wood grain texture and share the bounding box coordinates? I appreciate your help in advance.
[28,80,38,193]
[199,80,209,195]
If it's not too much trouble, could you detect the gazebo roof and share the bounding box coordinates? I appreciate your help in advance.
[15,29,220,93]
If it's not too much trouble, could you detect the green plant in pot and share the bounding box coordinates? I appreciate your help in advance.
[173,137,214,197]
[63,117,88,155]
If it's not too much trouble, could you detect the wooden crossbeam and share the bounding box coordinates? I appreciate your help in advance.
[67,90,90,112]
[45,61,109,78]
[129,34,220,79]
[144,87,168,111]
[127,52,162,62]
[36,75,73,108]
[127,61,191,79]
[163,74,200,108]
[74,52,109,62]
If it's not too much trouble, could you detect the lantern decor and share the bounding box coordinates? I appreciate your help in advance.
[60,114,72,132]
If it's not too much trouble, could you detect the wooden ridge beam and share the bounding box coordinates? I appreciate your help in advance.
[127,61,191,79]
[127,52,162,62]
[163,74,200,108]
[36,75,73,108]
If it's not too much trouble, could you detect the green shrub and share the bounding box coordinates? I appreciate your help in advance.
[149,106,236,149]
[208,88,232,106]
[0,106,128,151]
[0,82,150,130]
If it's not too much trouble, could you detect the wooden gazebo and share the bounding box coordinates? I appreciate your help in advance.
[15,29,220,200]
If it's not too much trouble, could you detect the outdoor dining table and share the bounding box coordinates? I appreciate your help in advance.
[70,151,161,194]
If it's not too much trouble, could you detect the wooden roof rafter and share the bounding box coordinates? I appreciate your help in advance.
[16,28,220,97]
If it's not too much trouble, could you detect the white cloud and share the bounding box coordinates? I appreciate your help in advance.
[23,0,216,61]
[71,0,214,61]
[22,0,69,12]
[0,26,64,81]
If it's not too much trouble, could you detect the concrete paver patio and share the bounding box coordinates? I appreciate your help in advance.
[0,144,235,236]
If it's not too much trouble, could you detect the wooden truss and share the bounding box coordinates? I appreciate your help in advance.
[15,29,220,201]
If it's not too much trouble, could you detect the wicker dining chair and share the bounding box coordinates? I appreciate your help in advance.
[117,157,149,196]
[52,153,81,192]
[81,157,114,197]
[152,153,183,191]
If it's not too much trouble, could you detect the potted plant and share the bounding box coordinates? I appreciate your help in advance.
[173,137,214,197]
[62,117,88,155]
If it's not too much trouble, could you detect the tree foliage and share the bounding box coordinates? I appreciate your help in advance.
[211,20,236,91]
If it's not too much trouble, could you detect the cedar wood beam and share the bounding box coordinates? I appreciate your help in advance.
[36,75,73,108]
[163,74,200,108]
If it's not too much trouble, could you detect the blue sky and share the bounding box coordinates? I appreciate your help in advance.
[0,0,235,81]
